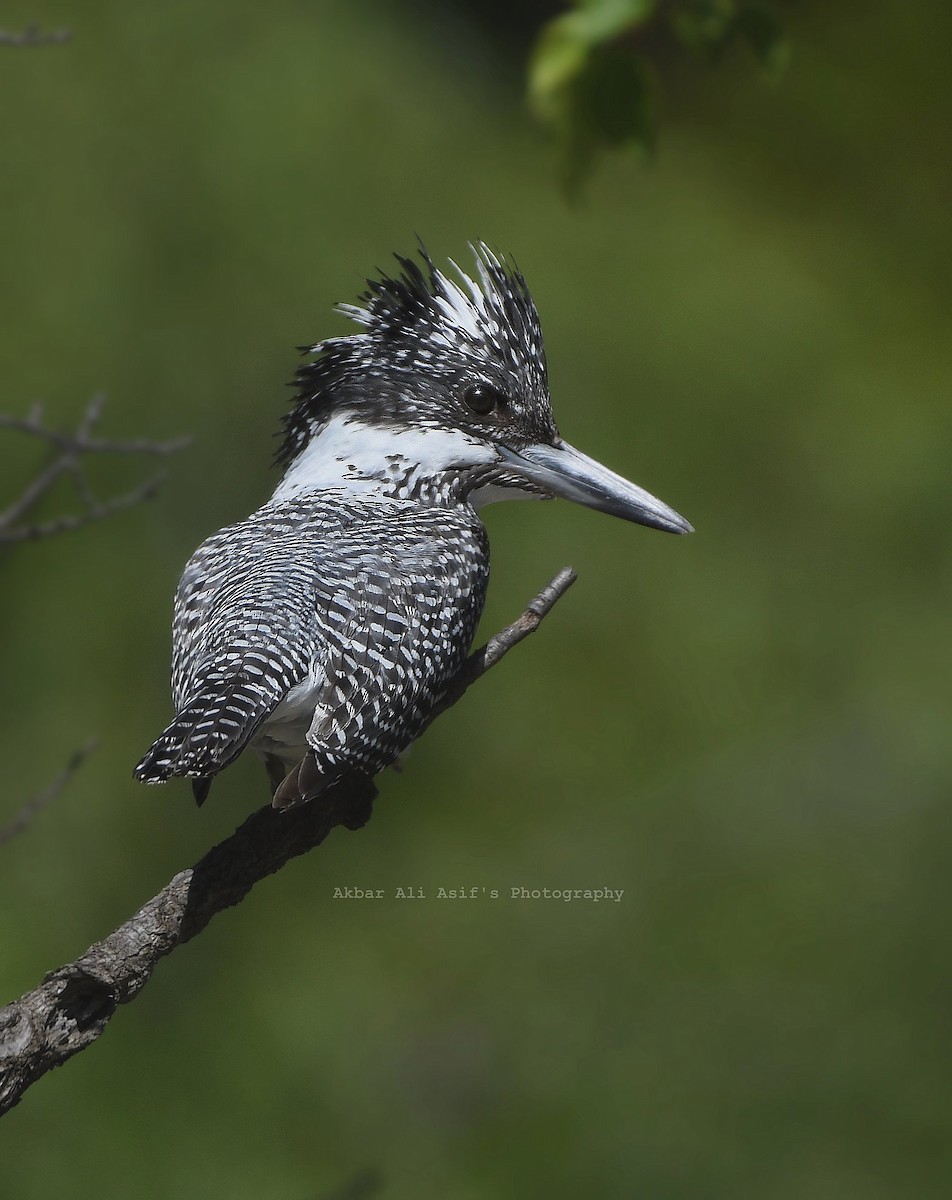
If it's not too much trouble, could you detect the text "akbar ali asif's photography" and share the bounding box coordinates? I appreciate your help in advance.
[332,886,626,902]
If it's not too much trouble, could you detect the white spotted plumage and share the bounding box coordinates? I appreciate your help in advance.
[135,495,488,803]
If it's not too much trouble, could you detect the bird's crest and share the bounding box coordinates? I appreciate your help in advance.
[277,243,548,467]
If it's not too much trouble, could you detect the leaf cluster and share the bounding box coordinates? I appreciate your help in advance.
[528,0,790,192]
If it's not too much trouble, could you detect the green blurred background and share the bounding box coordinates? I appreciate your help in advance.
[2,2,951,1196]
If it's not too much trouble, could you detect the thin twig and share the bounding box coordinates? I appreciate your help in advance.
[318,1169,384,1200]
[0,454,71,531]
[0,475,169,544]
[0,569,577,1116]
[0,409,187,456]
[0,395,188,545]
[425,566,578,723]
[0,740,98,846]
[0,25,72,47]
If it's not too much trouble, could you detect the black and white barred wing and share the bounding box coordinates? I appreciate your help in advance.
[267,581,485,809]
[134,516,317,786]
[299,570,469,771]
[275,512,488,795]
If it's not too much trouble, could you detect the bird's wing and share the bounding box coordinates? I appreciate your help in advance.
[269,507,489,805]
[135,515,318,784]
[303,568,462,762]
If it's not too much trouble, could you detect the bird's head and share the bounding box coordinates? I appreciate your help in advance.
[275,243,692,535]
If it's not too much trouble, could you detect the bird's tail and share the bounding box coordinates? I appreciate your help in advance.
[133,677,270,787]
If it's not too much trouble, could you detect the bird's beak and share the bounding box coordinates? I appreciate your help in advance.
[498,440,693,534]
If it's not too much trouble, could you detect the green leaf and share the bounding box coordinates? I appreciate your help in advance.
[571,0,658,44]
[559,46,656,197]
[528,14,592,125]
[736,3,789,77]
[669,0,739,54]
[529,0,659,124]
[528,0,789,193]
[576,44,654,148]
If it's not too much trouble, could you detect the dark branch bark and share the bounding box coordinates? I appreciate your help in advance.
[0,567,576,1116]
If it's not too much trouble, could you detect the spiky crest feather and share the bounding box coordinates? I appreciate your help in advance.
[277,243,549,468]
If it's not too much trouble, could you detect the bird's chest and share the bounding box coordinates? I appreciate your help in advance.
[258,504,489,761]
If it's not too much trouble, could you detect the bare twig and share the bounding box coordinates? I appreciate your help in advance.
[426,566,578,722]
[0,395,188,545]
[0,399,187,455]
[0,25,72,47]
[0,740,98,846]
[0,476,170,544]
[0,568,577,1116]
[318,1169,384,1200]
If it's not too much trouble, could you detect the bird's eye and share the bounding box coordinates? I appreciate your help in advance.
[463,383,508,416]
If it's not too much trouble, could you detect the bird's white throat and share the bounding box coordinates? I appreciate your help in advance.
[271,412,498,504]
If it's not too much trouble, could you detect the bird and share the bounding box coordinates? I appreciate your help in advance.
[134,243,692,809]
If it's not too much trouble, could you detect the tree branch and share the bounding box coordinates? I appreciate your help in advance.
[0,740,98,846]
[0,25,72,47]
[0,395,189,546]
[0,567,576,1116]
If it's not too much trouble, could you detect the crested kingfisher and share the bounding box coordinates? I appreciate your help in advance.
[134,244,692,809]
